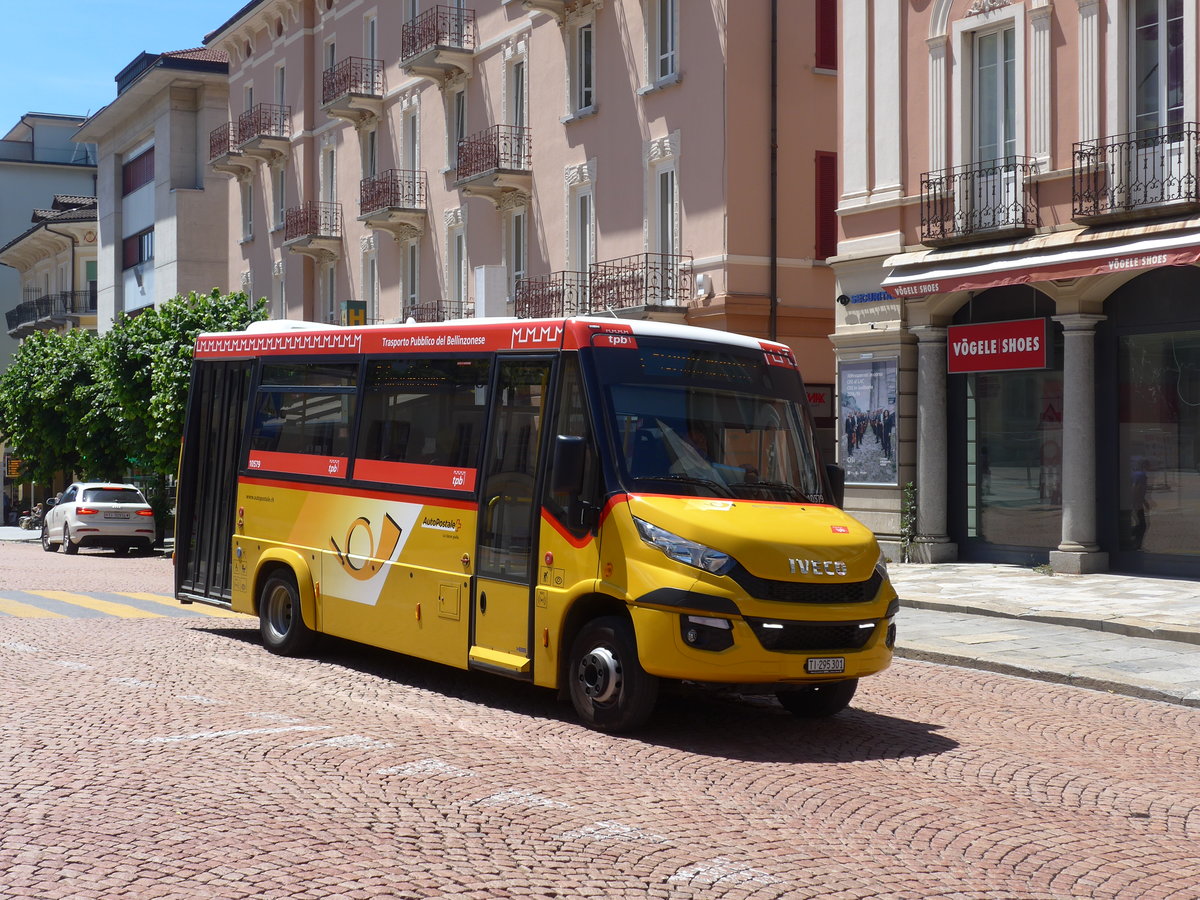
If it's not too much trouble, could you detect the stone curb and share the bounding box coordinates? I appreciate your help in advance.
[894,645,1200,710]
[899,596,1200,647]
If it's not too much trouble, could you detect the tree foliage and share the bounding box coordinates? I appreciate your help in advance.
[0,290,267,495]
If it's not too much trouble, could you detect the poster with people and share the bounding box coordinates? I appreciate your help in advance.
[839,358,898,485]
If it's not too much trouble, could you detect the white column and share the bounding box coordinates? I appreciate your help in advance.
[841,0,870,206]
[913,326,957,562]
[927,36,949,172]
[1030,1,1053,169]
[1050,314,1108,574]
[1077,0,1100,141]
[873,0,902,198]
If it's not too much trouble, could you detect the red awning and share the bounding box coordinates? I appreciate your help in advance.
[881,231,1200,299]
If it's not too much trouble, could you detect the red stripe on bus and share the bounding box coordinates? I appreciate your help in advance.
[238,476,479,509]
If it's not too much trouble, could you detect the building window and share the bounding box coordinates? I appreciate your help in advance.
[403,106,420,171]
[273,264,286,318]
[654,164,676,256]
[364,129,378,178]
[325,263,337,323]
[648,0,678,83]
[324,39,337,75]
[274,167,286,229]
[449,87,466,168]
[322,147,337,203]
[815,0,837,70]
[1132,0,1185,134]
[572,188,594,272]
[572,22,595,113]
[449,227,467,310]
[275,64,286,106]
[815,151,838,260]
[508,207,527,298]
[122,228,153,270]
[509,58,527,128]
[122,147,154,196]
[241,181,253,241]
[364,14,378,60]
[974,26,1016,162]
[404,239,420,312]
[363,250,378,322]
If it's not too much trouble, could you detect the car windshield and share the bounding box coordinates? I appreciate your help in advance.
[592,337,828,503]
[81,488,146,504]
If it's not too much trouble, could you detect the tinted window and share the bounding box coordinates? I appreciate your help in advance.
[81,488,146,504]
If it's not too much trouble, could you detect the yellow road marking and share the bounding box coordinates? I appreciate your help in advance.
[117,592,250,619]
[0,596,66,618]
[28,590,160,619]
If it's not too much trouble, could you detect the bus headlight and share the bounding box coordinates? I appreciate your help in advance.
[876,548,889,580]
[633,517,735,575]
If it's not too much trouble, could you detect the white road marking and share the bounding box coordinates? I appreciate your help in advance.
[134,725,331,744]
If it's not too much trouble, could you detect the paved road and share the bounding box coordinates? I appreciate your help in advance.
[3,543,1200,897]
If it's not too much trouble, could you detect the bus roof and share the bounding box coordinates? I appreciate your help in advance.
[193,316,797,366]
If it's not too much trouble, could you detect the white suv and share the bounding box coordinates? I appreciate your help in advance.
[42,482,156,556]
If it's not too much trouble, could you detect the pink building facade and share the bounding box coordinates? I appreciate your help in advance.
[202,0,842,446]
[832,0,1200,576]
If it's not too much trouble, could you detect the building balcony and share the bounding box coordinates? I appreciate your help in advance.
[589,252,694,314]
[283,201,343,262]
[358,169,428,242]
[920,157,1039,248]
[514,271,590,318]
[401,6,476,82]
[322,57,384,127]
[1073,123,1200,226]
[6,290,97,338]
[237,103,291,165]
[455,125,532,206]
[404,300,472,322]
[208,122,255,179]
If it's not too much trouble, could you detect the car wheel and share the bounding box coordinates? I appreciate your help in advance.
[41,522,58,553]
[259,571,315,656]
[776,679,859,719]
[63,524,79,555]
[567,616,659,733]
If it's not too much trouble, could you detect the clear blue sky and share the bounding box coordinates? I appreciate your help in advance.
[0,1,243,131]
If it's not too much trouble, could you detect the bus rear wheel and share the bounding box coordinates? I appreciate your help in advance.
[776,679,858,718]
[259,571,315,656]
[568,616,658,733]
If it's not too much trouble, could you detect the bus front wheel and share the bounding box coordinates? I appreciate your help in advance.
[567,616,658,733]
[776,679,858,718]
[259,571,315,656]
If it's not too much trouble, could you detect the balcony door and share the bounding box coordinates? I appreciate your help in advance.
[1128,0,1188,207]
[970,26,1017,231]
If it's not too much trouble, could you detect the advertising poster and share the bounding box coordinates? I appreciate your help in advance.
[839,358,898,485]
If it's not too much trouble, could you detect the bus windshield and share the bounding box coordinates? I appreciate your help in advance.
[593,337,828,503]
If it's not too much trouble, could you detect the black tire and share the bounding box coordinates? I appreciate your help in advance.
[63,524,79,555]
[41,522,58,553]
[259,571,315,656]
[567,616,658,733]
[776,679,859,718]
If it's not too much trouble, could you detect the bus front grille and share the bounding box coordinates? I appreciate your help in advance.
[744,618,876,652]
[733,570,883,605]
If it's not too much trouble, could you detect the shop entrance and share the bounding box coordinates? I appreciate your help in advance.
[1099,268,1200,577]
[949,288,1063,565]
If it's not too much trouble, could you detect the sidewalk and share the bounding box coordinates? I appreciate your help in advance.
[889,562,1200,708]
[4,525,1199,707]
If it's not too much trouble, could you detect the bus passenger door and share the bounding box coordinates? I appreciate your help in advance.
[470,357,552,678]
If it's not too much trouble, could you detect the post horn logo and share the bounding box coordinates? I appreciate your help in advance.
[330,513,403,581]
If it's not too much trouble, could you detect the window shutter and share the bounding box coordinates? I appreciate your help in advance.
[815,151,838,261]
[815,0,837,71]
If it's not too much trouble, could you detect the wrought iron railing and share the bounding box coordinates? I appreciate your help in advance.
[589,253,694,309]
[360,169,428,216]
[401,5,476,61]
[238,103,291,146]
[5,290,96,332]
[920,156,1038,246]
[456,125,532,180]
[284,201,343,242]
[322,57,384,105]
[404,300,472,322]
[209,122,239,161]
[1073,123,1200,223]
[515,271,590,318]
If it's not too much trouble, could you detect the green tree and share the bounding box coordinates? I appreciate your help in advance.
[0,328,107,484]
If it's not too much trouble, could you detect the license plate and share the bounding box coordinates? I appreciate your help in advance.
[806,657,845,674]
[103,512,129,519]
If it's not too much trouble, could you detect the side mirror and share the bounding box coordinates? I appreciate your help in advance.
[44,498,57,508]
[551,434,587,496]
[825,463,845,509]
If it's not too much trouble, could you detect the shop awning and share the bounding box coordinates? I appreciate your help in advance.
[881,228,1200,299]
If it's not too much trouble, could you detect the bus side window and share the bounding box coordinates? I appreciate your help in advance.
[544,357,598,535]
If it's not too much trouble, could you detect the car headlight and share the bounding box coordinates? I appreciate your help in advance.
[875,547,889,580]
[633,517,734,575]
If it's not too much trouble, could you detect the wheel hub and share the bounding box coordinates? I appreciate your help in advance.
[577,646,621,704]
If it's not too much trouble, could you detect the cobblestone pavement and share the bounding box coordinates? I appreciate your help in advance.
[3,544,1200,897]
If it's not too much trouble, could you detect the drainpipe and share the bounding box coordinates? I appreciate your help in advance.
[768,0,778,342]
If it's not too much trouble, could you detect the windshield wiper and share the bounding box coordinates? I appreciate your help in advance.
[640,473,734,497]
[734,480,824,502]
